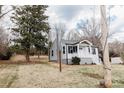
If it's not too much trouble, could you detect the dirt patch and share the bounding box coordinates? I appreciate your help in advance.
[10,55,26,62]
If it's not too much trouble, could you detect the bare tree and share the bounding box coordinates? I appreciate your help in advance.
[52,23,66,72]
[0,5,15,42]
[0,5,15,19]
[66,29,82,41]
[0,6,10,54]
[77,8,120,62]
[77,5,121,50]
[0,26,9,54]
[77,18,102,50]
[109,40,122,57]
[100,5,112,88]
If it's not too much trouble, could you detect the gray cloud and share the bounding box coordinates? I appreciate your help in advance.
[49,5,94,21]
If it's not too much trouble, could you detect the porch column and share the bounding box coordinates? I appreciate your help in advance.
[77,44,80,57]
[66,44,68,64]
[89,46,92,54]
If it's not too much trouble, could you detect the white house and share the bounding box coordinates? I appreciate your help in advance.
[49,39,101,65]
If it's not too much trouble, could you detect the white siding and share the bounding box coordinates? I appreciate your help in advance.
[80,58,93,64]
[78,46,99,64]
[61,44,66,60]
[111,57,123,64]
[50,40,57,61]
[91,48,100,64]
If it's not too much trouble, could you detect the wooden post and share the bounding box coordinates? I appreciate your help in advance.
[59,50,62,72]
[56,26,62,72]
[100,5,112,88]
[56,29,59,63]
[48,31,50,62]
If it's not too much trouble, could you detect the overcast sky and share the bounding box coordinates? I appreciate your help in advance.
[1,5,124,42]
[46,5,124,42]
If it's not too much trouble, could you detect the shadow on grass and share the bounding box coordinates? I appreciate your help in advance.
[82,72,103,79]
[0,60,60,69]
[0,60,49,65]
[113,79,124,84]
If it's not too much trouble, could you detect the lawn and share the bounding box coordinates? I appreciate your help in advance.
[0,55,124,88]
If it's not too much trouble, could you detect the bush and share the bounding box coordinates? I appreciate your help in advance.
[0,49,13,60]
[72,56,80,65]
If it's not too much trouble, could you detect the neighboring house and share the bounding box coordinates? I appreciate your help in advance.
[111,57,123,64]
[50,39,101,65]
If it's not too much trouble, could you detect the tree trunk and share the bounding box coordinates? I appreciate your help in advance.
[59,50,62,72]
[100,5,112,88]
[38,53,40,59]
[103,43,112,87]
[38,51,40,59]
[26,50,30,62]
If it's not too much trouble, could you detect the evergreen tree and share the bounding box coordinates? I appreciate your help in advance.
[11,5,50,62]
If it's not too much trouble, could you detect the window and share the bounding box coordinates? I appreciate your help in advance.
[88,47,90,53]
[52,50,54,56]
[68,46,77,54]
[63,46,65,54]
[73,46,77,53]
[68,46,73,53]
[92,48,96,54]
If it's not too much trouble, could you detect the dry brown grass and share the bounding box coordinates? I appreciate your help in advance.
[10,55,26,62]
[0,55,124,88]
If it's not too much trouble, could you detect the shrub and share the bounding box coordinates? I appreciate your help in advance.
[0,49,13,60]
[72,56,80,65]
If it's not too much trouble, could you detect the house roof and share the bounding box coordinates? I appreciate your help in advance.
[79,40,93,45]
[62,39,93,46]
[61,39,80,45]
[51,38,97,48]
